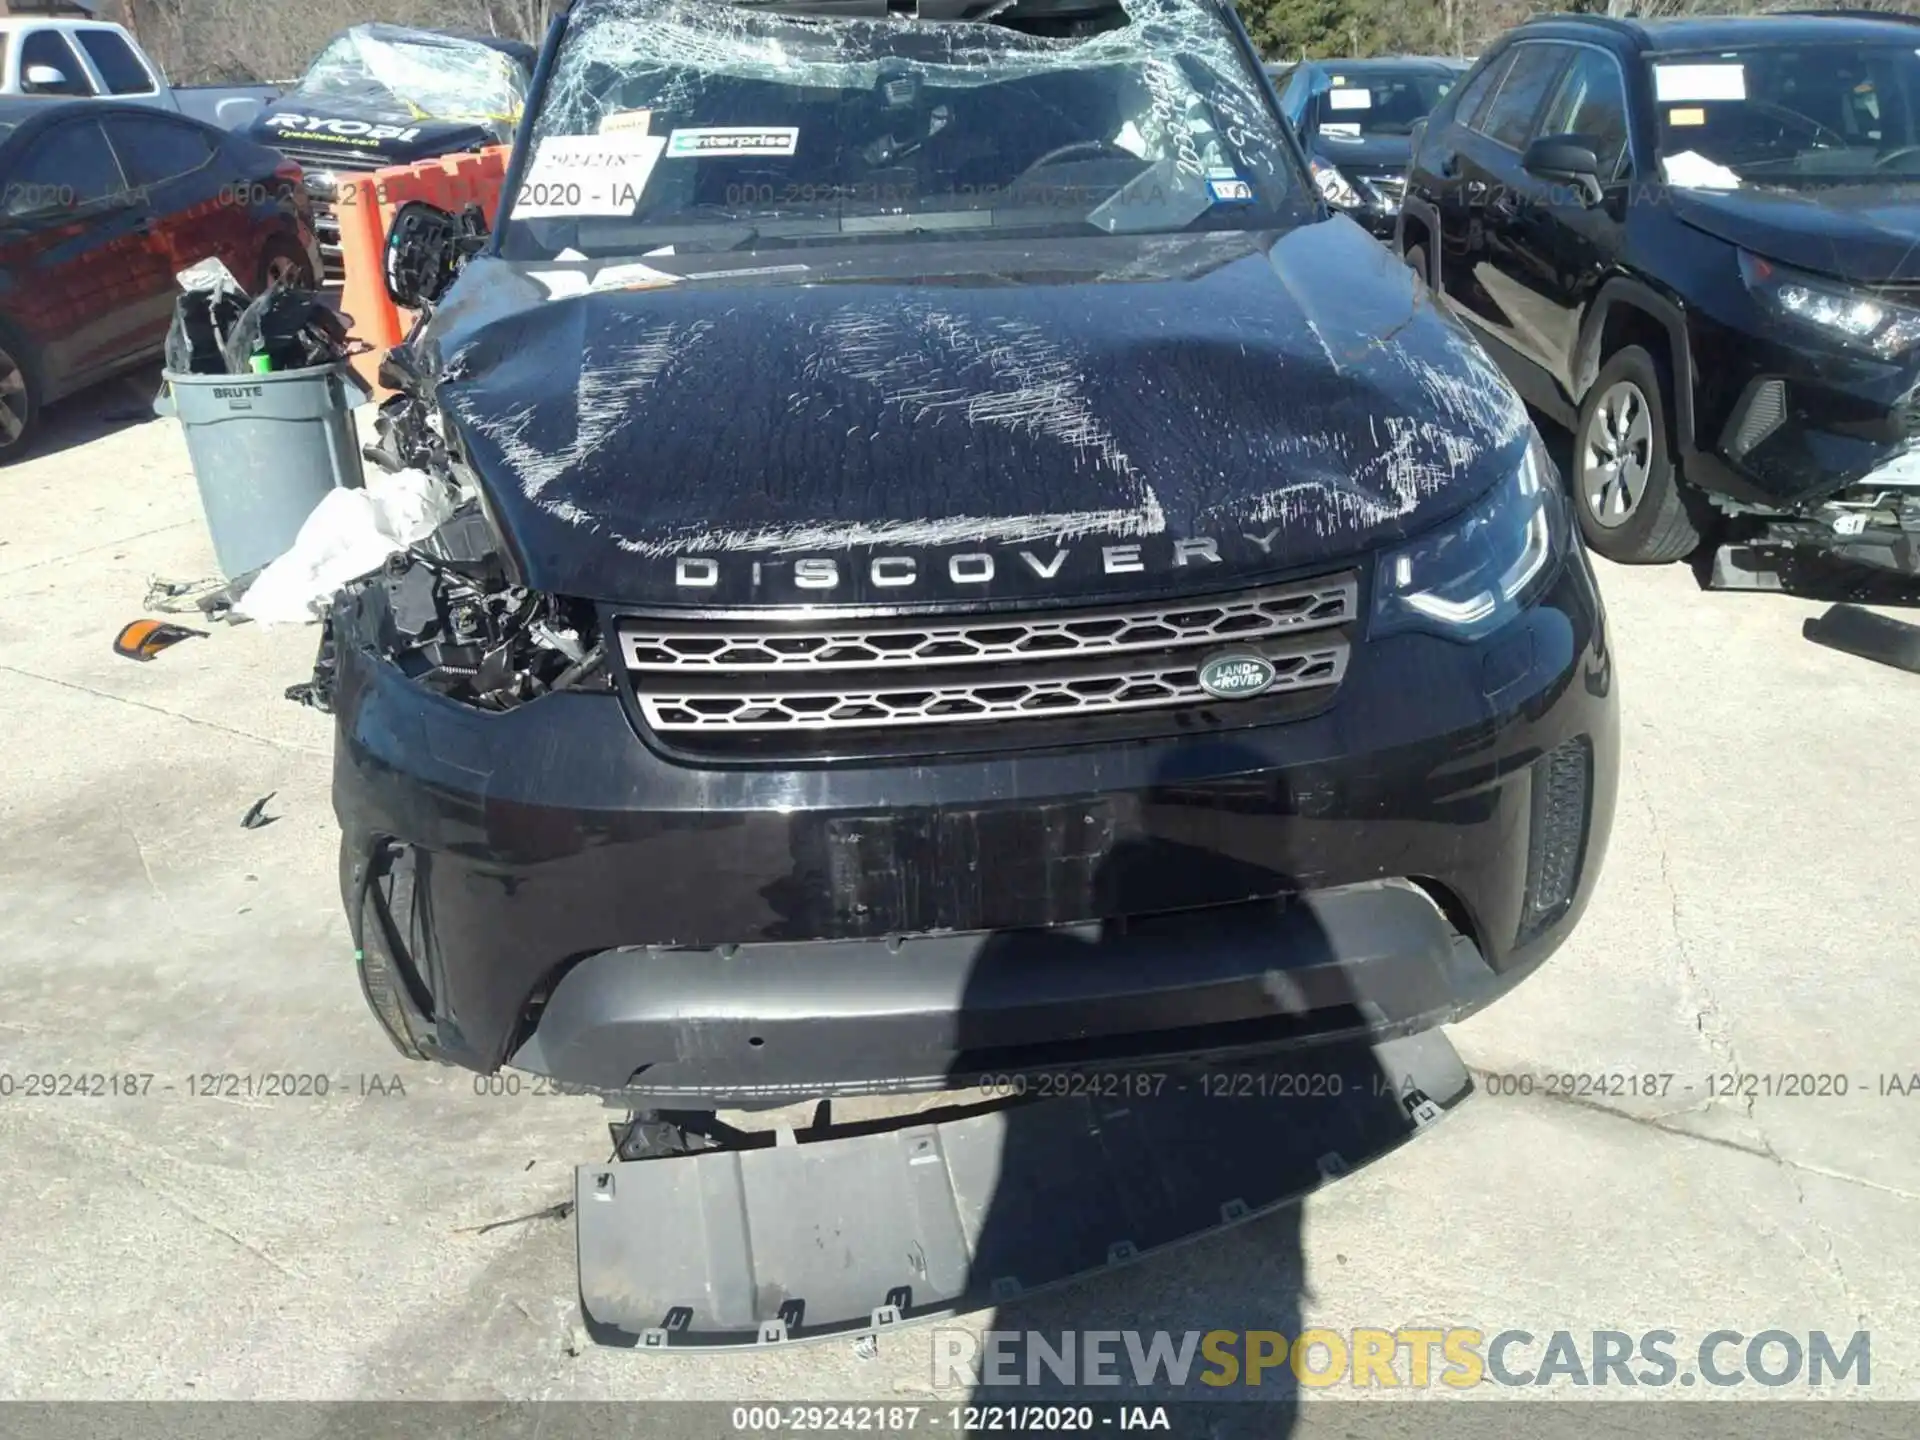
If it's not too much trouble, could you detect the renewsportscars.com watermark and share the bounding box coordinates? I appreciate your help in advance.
[933,1328,1871,1390]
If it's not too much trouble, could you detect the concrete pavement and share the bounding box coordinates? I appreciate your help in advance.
[1,378,1916,1408]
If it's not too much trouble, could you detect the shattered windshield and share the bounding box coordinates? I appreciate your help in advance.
[500,0,1306,260]
[1652,43,1920,186]
[294,26,528,124]
[1311,67,1454,139]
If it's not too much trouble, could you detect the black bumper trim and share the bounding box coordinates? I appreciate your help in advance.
[510,881,1515,1102]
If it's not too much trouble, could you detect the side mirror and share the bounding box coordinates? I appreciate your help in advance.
[382,200,491,310]
[23,63,74,93]
[1523,135,1603,206]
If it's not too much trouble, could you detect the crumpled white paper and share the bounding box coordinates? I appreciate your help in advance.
[1661,151,1741,192]
[235,468,458,625]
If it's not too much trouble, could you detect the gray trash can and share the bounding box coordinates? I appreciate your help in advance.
[155,363,371,581]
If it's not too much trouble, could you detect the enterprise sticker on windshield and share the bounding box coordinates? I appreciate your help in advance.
[514,134,667,218]
[665,127,799,158]
[1652,63,1746,103]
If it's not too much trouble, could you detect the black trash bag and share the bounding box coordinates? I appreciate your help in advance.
[219,283,353,376]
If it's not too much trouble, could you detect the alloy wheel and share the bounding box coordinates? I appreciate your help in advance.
[265,252,306,288]
[0,346,28,451]
[1581,379,1653,528]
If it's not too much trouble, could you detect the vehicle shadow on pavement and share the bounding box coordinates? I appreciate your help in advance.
[25,363,165,463]
[947,742,1450,1434]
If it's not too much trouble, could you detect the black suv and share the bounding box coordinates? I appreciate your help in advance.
[324,0,1616,1157]
[1400,11,1920,572]
[1269,56,1467,238]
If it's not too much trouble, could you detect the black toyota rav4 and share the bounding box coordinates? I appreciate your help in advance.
[1399,11,1920,572]
[321,0,1615,1143]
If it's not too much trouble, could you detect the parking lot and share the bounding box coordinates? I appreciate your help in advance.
[1,373,1917,1408]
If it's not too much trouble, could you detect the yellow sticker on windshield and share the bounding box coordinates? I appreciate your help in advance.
[600,109,654,135]
[1669,107,1706,127]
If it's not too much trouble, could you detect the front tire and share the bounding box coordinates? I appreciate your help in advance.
[0,325,42,466]
[257,235,317,293]
[1572,345,1706,564]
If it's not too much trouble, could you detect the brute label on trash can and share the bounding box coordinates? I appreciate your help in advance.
[156,364,372,581]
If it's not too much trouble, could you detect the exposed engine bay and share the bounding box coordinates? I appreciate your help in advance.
[293,202,609,717]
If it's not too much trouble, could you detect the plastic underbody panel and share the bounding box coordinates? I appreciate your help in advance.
[576,1028,1472,1349]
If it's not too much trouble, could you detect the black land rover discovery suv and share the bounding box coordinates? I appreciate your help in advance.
[319,0,1617,1109]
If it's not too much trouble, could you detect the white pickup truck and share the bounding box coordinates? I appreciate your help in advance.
[0,17,278,128]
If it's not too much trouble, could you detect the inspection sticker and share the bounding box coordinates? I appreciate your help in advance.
[665,127,799,158]
[514,133,667,217]
[1206,168,1254,203]
[599,108,654,135]
[1669,107,1706,127]
[1327,87,1372,111]
[1653,63,1746,102]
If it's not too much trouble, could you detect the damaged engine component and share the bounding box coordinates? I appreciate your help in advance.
[323,546,608,713]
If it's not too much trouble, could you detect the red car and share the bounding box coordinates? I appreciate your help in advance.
[0,97,322,461]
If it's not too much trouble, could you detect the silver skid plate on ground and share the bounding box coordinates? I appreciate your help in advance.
[576,1029,1472,1350]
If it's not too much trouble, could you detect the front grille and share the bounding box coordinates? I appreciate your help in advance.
[1732,378,1787,457]
[1519,736,1593,940]
[270,147,377,279]
[619,574,1357,737]
[272,143,381,175]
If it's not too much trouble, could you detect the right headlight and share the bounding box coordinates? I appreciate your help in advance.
[1740,249,1920,359]
[1372,436,1566,642]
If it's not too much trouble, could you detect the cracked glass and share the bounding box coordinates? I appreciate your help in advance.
[499,0,1309,260]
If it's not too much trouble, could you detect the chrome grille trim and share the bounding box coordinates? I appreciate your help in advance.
[271,144,382,173]
[638,638,1350,732]
[620,574,1358,735]
[620,576,1358,673]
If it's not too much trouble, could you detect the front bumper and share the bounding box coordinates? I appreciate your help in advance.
[1689,305,1920,532]
[330,551,1617,1104]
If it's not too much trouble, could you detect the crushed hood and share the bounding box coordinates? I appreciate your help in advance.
[1673,184,1920,284]
[429,218,1531,608]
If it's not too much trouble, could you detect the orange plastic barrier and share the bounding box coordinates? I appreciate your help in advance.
[335,146,514,391]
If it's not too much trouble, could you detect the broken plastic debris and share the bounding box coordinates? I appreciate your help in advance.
[240,793,280,830]
[234,468,459,626]
[1661,151,1741,191]
[112,619,208,662]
